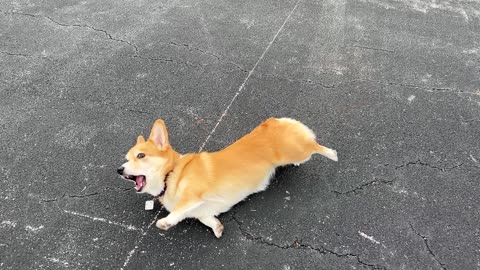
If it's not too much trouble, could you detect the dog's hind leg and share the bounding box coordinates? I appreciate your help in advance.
[198,216,224,238]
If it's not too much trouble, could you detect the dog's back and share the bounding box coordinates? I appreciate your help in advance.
[215,117,337,166]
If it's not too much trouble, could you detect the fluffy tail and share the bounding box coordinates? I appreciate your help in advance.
[314,143,338,162]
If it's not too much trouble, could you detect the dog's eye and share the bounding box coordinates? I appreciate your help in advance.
[137,153,145,159]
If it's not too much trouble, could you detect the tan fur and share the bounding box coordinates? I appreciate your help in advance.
[120,117,337,238]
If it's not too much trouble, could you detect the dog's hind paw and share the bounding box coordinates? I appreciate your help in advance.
[214,223,224,238]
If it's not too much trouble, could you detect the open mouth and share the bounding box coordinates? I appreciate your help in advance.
[122,175,146,192]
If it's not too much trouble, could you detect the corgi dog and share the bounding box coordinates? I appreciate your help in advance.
[118,118,337,238]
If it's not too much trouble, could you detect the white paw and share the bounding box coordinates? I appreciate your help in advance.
[214,223,224,238]
[156,218,171,231]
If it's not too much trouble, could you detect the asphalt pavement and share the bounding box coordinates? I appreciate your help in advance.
[1,0,479,269]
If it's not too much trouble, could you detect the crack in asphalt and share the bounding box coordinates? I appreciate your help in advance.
[43,16,139,52]
[458,114,480,123]
[230,214,386,269]
[1,10,194,67]
[126,108,154,115]
[409,223,447,270]
[392,160,464,172]
[1,51,31,58]
[1,10,138,52]
[1,9,249,71]
[427,87,480,95]
[168,41,248,72]
[41,193,66,203]
[0,10,36,17]
[67,192,100,198]
[131,55,176,63]
[332,179,394,196]
[460,118,480,123]
[3,9,480,98]
[254,72,335,88]
[340,80,480,96]
[350,44,395,53]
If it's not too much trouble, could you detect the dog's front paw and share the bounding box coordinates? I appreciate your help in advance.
[156,218,172,231]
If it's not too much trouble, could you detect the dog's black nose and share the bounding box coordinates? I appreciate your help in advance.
[117,167,124,175]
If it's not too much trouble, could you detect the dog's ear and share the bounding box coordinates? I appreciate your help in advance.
[136,135,145,144]
[149,119,169,150]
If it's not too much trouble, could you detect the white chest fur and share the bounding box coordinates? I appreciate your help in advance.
[159,196,175,212]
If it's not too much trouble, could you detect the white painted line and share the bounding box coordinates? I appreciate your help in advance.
[63,210,141,232]
[45,257,69,266]
[358,230,380,244]
[25,225,44,232]
[198,0,302,152]
[120,211,162,270]
[1,220,17,228]
[121,248,137,270]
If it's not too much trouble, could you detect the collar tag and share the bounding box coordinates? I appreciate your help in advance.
[144,200,154,210]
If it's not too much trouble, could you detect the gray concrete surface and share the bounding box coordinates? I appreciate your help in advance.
[1,0,479,269]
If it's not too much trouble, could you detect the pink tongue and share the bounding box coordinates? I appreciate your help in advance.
[135,176,145,191]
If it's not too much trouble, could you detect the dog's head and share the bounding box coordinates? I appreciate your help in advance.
[118,119,177,196]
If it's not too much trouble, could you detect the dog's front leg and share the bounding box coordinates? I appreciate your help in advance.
[156,213,182,231]
[156,199,203,231]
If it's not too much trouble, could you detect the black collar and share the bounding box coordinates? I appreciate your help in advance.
[156,170,172,198]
